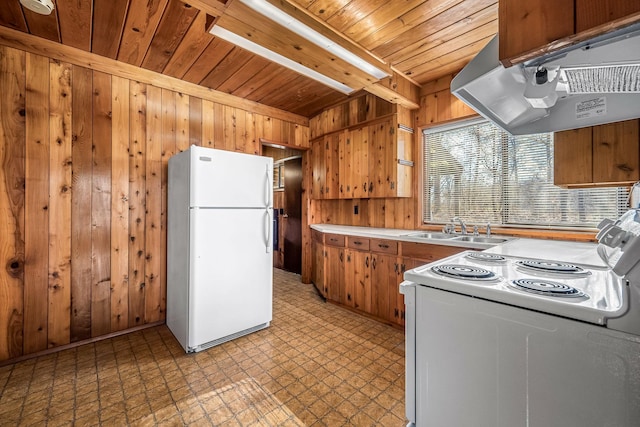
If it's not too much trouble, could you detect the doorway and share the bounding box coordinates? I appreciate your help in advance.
[263,144,304,274]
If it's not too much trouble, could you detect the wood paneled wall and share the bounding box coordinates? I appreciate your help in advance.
[0,45,309,362]
[416,73,477,127]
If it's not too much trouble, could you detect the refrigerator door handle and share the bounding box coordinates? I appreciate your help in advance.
[264,164,272,208]
[265,209,273,253]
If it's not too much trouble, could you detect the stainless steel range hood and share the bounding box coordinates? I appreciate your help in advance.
[451,23,640,135]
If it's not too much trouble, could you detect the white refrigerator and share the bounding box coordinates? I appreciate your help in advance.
[167,145,273,353]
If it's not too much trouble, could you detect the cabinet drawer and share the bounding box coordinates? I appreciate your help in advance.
[347,236,370,250]
[402,242,468,261]
[325,233,345,247]
[370,238,398,255]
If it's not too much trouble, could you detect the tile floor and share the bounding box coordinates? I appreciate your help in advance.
[0,269,406,426]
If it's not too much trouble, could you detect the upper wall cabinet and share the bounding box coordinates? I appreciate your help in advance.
[499,0,640,66]
[554,119,640,187]
[310,93,414,200]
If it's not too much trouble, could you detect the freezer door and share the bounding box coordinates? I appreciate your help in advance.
[189,146,273,208]
[188,208,273,349]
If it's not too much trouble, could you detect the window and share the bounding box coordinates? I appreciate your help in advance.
[423,118,629,229]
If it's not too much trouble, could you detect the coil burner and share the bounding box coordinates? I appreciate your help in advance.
[431,264,497,281]
[465,252,507,263]
[516,259,591,276]
[509,278,588,298]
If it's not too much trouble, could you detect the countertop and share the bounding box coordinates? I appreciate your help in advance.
[310,224,605,266]
[310,224,513,250]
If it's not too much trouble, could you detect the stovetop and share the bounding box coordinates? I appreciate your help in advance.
[404,251,626,325]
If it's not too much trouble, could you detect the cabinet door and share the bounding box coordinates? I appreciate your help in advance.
[388,258,410,327]
[343,250,357,307]
[325,246,345,303]
[593,120,640,184]
[311,240,325,297]
[576,0,640,32]
[370,253,394,321]
[554,127,593,186]
[311,139,326,199]
[325,133,341,199]
[499,0,574,65]
[341,126,369,199]
[369,120,388,198]
[350,249,371,311]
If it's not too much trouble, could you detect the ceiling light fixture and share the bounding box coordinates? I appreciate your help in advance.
[19,0,54,15]
[209,26,354,94]
[239,0,389,80]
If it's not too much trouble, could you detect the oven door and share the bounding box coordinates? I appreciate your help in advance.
[414,284,640,427]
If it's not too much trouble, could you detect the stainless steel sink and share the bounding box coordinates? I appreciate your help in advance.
[405,232,457,239]
[451,236,508,244]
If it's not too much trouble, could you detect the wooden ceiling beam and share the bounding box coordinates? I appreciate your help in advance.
[182,0,228,17]
[198,0,420,109]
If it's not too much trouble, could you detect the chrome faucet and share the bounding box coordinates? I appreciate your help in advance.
[486,222,491,237]
[452,217,467,235]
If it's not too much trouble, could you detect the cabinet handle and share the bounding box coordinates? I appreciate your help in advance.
[340,184,343,193]
[378,243,389,249]
[394,263,398,273]
[368,182,373,193]
[401,310,405,320]
[390,181,395,190]
[365,256,369,267]
[394,308,399,318]
[347,293,351,301]
[353,241,362,245]
[330,238,338,242]
[347,254,351,262]
[363,182,367,192]
[339,252,344,262]
[401,263,406,273]
[372,258,377,269]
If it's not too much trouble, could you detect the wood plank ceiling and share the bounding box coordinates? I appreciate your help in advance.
[0,0,498,117]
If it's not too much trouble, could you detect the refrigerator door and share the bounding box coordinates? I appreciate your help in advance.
[188,208,273,349]
[189,146,273,209]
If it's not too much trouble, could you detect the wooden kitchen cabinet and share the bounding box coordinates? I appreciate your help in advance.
[311,230,469,326]
[324,234,346,303]
[311,115,413,200]
[499,0,640,66]
[340,126,369,199]
[349,249,371,312]
[576,0,640,32]
[370,253,394,321]
[311,231,326,297]
[499,0,574,66]
[311,133,340,199]
[554,119,640,187]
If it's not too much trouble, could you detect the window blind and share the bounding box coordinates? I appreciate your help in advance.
[423,119,629,228]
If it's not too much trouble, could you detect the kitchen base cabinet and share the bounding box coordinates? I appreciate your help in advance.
[349,249,371,311]
[326,246,344,303]
[370,253,394,321]
[311,229,469,326]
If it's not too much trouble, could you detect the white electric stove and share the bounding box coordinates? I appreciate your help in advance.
[402,210,640,427]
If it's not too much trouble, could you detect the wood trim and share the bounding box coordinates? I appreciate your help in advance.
[0,321,165,368]
[0,25,309,126]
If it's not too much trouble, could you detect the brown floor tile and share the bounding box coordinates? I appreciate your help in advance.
[0,269,406,426]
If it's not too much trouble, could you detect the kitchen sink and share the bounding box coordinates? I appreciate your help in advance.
[405,232,457,239]
[452,236,508,244]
